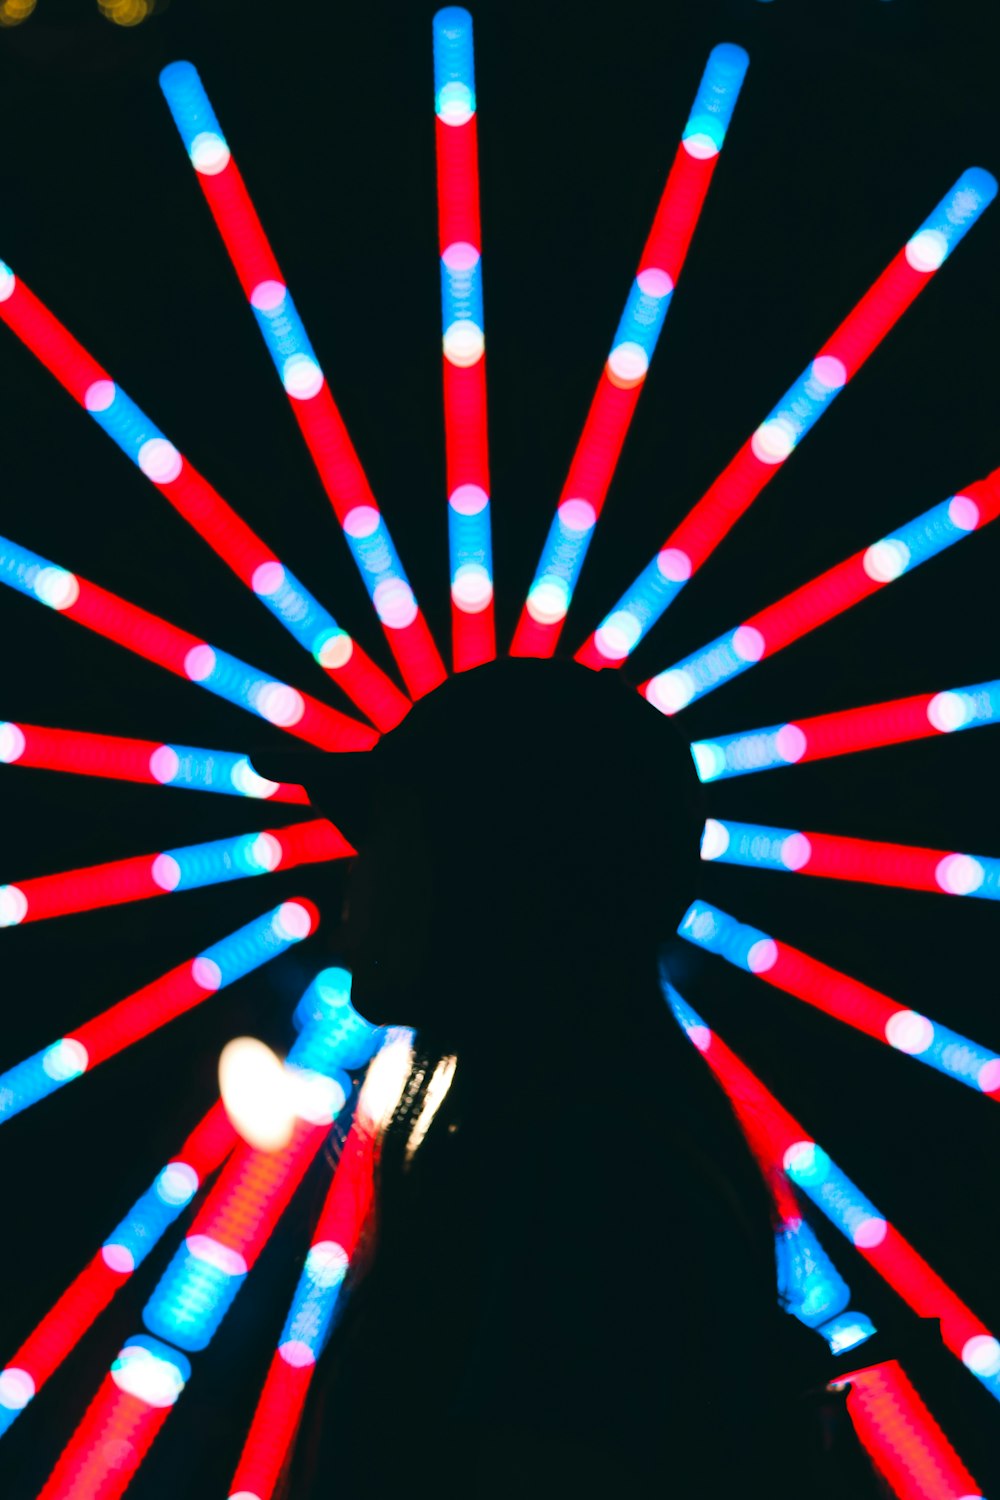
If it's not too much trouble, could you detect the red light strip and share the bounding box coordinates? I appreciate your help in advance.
[844,1360,984,1500]
[35,1370,174,1500]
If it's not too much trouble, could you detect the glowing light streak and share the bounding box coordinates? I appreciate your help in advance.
[664,985,1000,1404]
[698,819,1000,903]
[690,678,1000,781]
[643,474,1000,714]
[679,900,1000,1097]
[434,8,495,670]
[844,1360,986,1500]
[0,817,348,925]
[511,43,749,657]
[0,1104,234,1438]
[288,967,383,1074]
[578,169,997,667]
[159,61,445,699]
[0,899,319,1125]
[0,269,408,733]
[0,534,378,751]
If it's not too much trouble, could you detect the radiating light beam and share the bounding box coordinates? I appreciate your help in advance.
[698,818,1000,903]
[664,985,1000,1405]
[0,266,409,733]
[159,61,446,700]
[434,8,496,671]
[577,167,997,668]
[0,898,319,1125]
[0,1103,235,1439]
[844,1359,987,1500]
[0,817,348,926]
[690,678,1000,782]
[511,43,749,658]
[643,472,1000,715]
[0,721,310,802]
[679,899,1000,1097]
[0,534,378,751]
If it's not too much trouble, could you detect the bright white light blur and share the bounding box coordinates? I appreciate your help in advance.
[962,1334,1000,1378]
[636,267,673,298]
[186,1234,247,1276]
[316,631,354,670]
[305,1240,349,1288]
[148,745,180,784]
[927,692,969,733]
[42,1038,88,1080]
[190,131,231,175]
[606,341,649,385]
[151,854,182,892]
[357,1029,414,1134]
[84,379,116,413]
[111,1342,188,1407]
[155,1162,199,1207]
[780,833,812,871]
[451,564,493,613]
[700,819,731,861]
[272,900,313,941]
[810,355,847,391]
[249,279,287,312]
[287,1065,348,1126]
[138,438,183,484]
[690,741,726,782]
[251,561,286,597]
[373,578,419,630]
[343,505,381,539]
[405,1054,457,1161]
[851,1216,888,1248]
[191,956,223,990]
[646,669,696,715]
[219,1036,297,1152]
[863,538,910,583]
[682,132,719,160]
[905,228,948,272]
[443,319,485,366]
[747,938,778,974]
[594,610,641,660]
[437,81,475,125]
[731,625,765,662]
[775,723,808,763]
[230,758,280,799]
[751,417,796,464]
[32,567,79,611]
[282,354,324,400]
[254,682,305,728]
[978,1059,1000,1094]
[101,1243,135,1274]
[449,483,489,516]
[526,578,570,625]
[783,1140,826,1182]
[656,547,692,582]
[0,263,15,303]
[885,1010,935,1055]
[948,494,980,531]
[248,833,283,873]
[0,885,27,926]
[0,723,26,764]
[558,498,596,533]
[184,644,217,682]
[0,1369,34,1410]
[935,853,985,896]
[441,240,479,271]
[687,1023,712,1053]
[278,1340,316,1369]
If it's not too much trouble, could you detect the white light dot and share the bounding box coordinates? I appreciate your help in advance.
[451,564,493,613]
[525,578,569,625]
[273,900,313,941]
[111,1343,188,1408]
[219,1037,296,1152]
[101,1243,135,1274]
[905,228,948,272]
[646,668,696,716]
[442,319,485,367]
[441,240,480,271]
[962,1335,1000,1378]
[230,759,280,800]
[306,1241,350,1287]
[33,567,79,611]
[783,1140,822,1178]
[810,355,847,390]
[687,1024,712,1053]
[255,682,305,727]
[780,833,812,871]
[927,691,968,733]
[155,1162,199,1206]
[186,1234,248,1276]
[700,819,731,861]
[282,354,324,400]
[606,341,649,386]
[682,132,719,160]
[863,538,910,583]
[288,1064,347,1125]
[0,263,16,303]
[315,631,354,671]
[448,484,489,516]
[373,578,418,630]
[138,438,183,484]
[732,624,765,662]
[84,379,116,413]
[885,1010,935,1055]
[0,1369,34,1410]
[656,548,692,583]
[248,832,283,872]
[437,81,474,125]
[278,1340,316,1368]
[690,742,727,782]
[190,131,231,175]
[249,279,287,311]
[978,1058,1000,1094]
[192,956,223,991]
[343,505,381,539]
[775,723,807,763]
[558,498,597,533]
[747,938,778,974]
[594,610,642,661]
[0,885,28,926]
[184,644,217,682]
[852,1217,888,1249]
[636,267,673,298]
[0,723,26,763]
[251,561,285,597]
[751,418,796,464]
[148,745,180,784]
[42,1037,88,1081]
[152,854,182,891]
[948,494,980,531]
[935,853,985,896]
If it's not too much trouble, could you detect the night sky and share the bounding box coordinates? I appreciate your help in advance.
[0,0,998,1492]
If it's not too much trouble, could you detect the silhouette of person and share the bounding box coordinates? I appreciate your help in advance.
[264,661,880,1498]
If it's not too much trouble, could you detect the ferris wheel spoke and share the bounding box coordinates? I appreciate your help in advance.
[0,535,378,751]
[433,8,496,671]
[0,1102,236,1440]
[679,899,1000,1098]
[689,679,1000,782]
[511,43,749,659]
[640,469,1000,716]
[0,269,409,734]
[577,168,997,670]
[664,984,1000,1406]
[699,817,1000,903]
[0,897,318,1127]
[158,62,447,701]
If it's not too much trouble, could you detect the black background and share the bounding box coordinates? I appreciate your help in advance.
[0,0,998,1492]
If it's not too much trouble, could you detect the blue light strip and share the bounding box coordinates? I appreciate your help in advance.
[678,899,770,971]
[159,60,227,160]
[433,5,476,117]
[342,512,420,630]
[681,41,749,154]
[775,1219,852,1330]
[0,1041,86,1126]
[289,968,383,1074]
[157,829,286,892]
[277,1245,348,1365]
[143,1242,245,1353]
[153,746,291,798]
[103,1165,200,1273]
